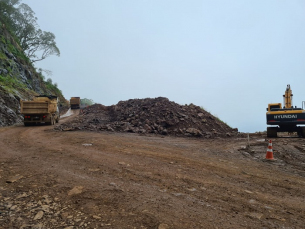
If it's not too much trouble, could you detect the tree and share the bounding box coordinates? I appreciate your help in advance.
[13,3,38,49]
[14,3,60,63]
[80,98,94,106]
[46,78,52,84]
[0,1,60,63]
[38,68,52,76]
[27,31,60,63]
[0,0,20,27]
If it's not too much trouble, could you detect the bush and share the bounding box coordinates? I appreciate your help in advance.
[46,78,52,84]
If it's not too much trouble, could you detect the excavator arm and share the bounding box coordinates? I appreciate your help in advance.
[283,84,293,109]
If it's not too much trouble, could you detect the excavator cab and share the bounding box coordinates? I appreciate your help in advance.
[267,103,281,112]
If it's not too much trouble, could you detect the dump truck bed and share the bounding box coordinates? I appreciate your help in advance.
[20,96,60,126]
[70,97,80,109]
[21,101,50,114]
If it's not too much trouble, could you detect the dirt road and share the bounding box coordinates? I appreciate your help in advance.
[0,111,305,228]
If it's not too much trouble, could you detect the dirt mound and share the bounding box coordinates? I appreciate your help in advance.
[56,97,238,138]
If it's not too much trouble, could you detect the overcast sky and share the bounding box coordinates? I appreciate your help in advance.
[23,0,305,133]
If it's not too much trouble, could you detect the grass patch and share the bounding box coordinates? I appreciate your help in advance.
[0,33,30,64]
[0,51,7,60]
[0,74,28,94]
[7,42,29,63]
[0,35,6,45]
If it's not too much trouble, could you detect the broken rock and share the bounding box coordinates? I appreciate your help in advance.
[68,186,84,196]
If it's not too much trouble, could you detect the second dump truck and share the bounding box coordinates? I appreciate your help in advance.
[70,97,80,109]
[266,84,305,137]
[20,95,60,126]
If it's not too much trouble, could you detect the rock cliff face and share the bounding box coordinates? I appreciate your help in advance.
[0,23,67,127]
[0,86,23,126]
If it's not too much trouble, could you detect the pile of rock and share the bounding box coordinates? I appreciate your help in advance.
[56,97,238,138]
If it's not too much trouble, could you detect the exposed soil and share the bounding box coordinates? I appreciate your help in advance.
[0,109,305,228]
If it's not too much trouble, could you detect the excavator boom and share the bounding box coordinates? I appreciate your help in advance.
[284,84,293,108]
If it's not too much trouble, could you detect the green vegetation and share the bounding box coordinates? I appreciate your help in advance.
[81,98,94,106]
[45,80,62,95]
[0,51,7,60]
[0,28,30,65]
[0,0,65,104]
[0,74,28,94]
[0,34,6,44]
[0,0,60,63]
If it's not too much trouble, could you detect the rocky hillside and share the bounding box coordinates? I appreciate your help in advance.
[56,97,238,138]
[0,23,68,126]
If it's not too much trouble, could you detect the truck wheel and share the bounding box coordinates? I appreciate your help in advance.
[47,117,53,125]
[24,122,30,126]
[267,127,277,137]
[301,127,305,138]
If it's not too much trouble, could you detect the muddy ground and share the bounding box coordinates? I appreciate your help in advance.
[0,110,305,229]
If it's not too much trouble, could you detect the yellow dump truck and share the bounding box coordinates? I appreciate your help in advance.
[70,97,80,109]
[20,95,60,126]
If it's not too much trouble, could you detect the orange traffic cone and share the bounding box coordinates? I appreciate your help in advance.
[265,140,274,160]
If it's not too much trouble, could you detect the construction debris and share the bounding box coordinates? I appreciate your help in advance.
[55,97,238,138]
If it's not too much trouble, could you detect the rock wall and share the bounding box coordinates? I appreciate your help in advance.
[0,86,22,126]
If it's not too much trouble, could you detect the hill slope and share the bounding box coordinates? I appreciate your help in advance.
[0,23,67,126]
